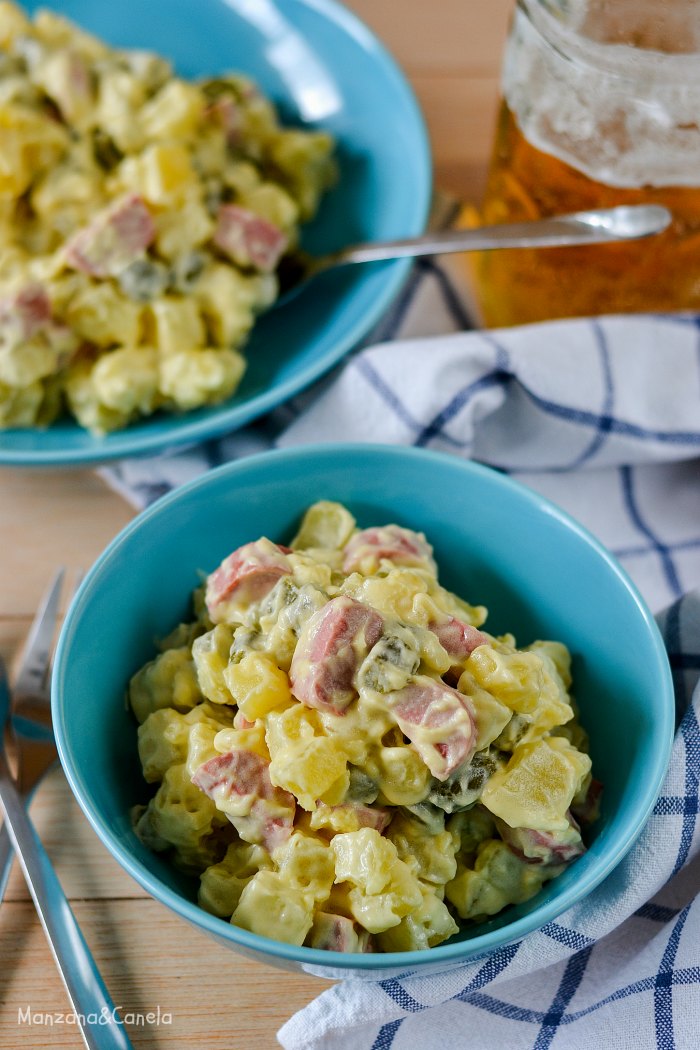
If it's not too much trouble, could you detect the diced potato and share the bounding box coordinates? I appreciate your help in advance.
[291,500,357,552]
[467,644,546,714]
[33,49,94,127]
[347,869,423,935]
[199,841,272,917]
[224,651,291,720]
[273,832,335,902]
[96,70,147,152]
[388,811,459,887]
[264,701,320,753]
[365,744,431,807]
[139,80,203,140]
[137,707,190,782]
[185,701,235,728]
[129,646,201,724]
[34,9,108,59]
[315,696,394,767]
[0,378,43,426]
[184,720,220,778]
[213,723,269,761]
[63,358,130,435]
[65,282,143,348]
[522,641,575,734]
[480,737,592,833]
[0,337,57,387]
[232,870,315,945]
[154,197,213,259]
[220,159,260,196]
[238,182,299,234]
[330,828,423,934]
[0,1,30,47]
[457,668,512,751]
[344,568,433,624]
[150,762,218,848]
[267,129,335,220]
[529,640,572,689]
[117,143,197,205]
[193,263,260,347]
[0,104,67,196]
[158,347,245,410]
[32,163,105,234]
[192,624,235,705]
[268,734,348,811]
[92,345,159,416]
[376,889,458,951]
[446,840,550,920]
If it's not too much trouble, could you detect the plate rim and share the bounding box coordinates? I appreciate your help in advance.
[0,0,432,467]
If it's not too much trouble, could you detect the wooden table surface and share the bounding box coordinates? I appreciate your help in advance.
[0,2,513,1045]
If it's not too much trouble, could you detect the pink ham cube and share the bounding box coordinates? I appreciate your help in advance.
[64,194,156,277]
[213,204,288,273]
[205,538,292,623]
[290,596,383,714]
[192,748,296,852]
[342,525,436,575]
[386,676,477,781]
[429,617,488,661]
[0,284,52,339]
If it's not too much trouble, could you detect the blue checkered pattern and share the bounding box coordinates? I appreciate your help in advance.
[100,257,700,1049]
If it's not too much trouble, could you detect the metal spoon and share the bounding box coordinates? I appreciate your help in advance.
[276,204,672,303]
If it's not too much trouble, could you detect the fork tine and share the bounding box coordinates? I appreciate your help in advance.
[13,568,65,702]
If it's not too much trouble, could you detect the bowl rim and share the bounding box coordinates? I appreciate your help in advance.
[0,0,432,467]
[52,444,676,970]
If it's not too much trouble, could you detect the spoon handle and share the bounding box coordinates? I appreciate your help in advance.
[0,748,134,1050]
[336,204,672,265]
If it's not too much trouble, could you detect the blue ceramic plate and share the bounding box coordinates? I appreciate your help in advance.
[0,0,430,466]
[53,446,674,978]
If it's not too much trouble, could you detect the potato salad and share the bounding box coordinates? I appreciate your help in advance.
[0,3,335,433]
[130,502,601,953]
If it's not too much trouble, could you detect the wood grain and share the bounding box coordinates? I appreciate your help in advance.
[0,899,328,1049]
[0,3,512,1046]
[0,467,132,618]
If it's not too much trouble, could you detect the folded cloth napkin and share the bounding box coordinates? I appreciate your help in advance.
[99,257,700,1048]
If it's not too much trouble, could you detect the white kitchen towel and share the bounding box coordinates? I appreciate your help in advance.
[99,256,700,1048]
[276,587,700,1050]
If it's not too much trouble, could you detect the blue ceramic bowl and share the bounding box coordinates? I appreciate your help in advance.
[0,0,430,467]
[53,446,674,978]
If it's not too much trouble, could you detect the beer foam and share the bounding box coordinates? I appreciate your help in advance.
[504,6,700,188]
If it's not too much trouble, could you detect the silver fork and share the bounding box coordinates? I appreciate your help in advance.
[0,574,134,1050]
[0,568,67,902]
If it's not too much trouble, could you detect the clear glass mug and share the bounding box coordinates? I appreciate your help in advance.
[469,0,700,328]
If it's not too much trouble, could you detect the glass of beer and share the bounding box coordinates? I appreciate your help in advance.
[470,0,700,327]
